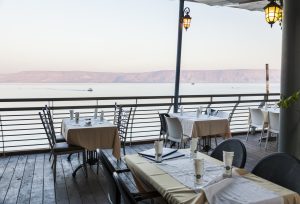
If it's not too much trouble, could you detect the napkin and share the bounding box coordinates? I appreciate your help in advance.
[100,110,104,121]
[203,177,283,204]
[94,108,98,119]
[69,110,74,120]
[180,106,184,116]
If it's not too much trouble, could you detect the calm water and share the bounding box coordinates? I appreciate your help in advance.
[0,83,280,98]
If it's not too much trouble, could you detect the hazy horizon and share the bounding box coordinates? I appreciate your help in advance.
[0,0,282,74]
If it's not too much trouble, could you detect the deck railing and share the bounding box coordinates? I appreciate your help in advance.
[0,93,280,154]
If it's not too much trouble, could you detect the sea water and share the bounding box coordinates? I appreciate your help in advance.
[0,83,280,98]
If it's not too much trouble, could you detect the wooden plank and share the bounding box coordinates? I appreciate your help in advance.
[0,156,19,204]
[84,163,110,204]
[17,154,36,204]
[55,156,70,204]
[0,156,10,179]
[69,155,96,204]
[43,154,56,204]
[4,155,27,204]
[30,154,45,204]
[60,155,82,204]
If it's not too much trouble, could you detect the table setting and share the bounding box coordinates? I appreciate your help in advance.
[125,140,297,204]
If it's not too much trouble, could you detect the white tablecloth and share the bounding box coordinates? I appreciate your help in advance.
[170,112,231,138]
[61,118,121,159]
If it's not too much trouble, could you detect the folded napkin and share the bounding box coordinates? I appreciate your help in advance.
[100,110,104,121]
[203,177,283,204]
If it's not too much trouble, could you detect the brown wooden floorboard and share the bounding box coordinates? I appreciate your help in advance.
[0,134,278,204]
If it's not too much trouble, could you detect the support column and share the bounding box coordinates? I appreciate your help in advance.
[174,0,184,113]
[280,0,300,159]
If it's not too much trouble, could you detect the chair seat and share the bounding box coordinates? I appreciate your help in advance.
[53,142,84,153]
[55,134,66,143]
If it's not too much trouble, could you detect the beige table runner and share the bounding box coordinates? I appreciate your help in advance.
[62,118,121,159]
[125,152,299,204]
[170,113,231,138]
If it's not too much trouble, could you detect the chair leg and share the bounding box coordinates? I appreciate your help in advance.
[259,128,264,147]
[82,151,88,178]
[265,130,270,150]
[214,136,218,147]
[97,150,99,175]
[53,155,57,183]
[246,126,251,142]
[49,150,52,161]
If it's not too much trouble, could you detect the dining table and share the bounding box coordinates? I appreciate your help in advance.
[125,150,300,204]
[61,117,121,176]
[169,112,231,151]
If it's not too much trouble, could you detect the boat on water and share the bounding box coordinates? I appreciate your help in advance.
[87,88,93,91]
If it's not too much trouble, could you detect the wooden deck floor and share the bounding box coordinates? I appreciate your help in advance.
[0,134,277,204]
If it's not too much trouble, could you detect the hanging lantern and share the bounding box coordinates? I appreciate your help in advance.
[182,7,191,31]
[278,6,283,28]
[264,0,282,27]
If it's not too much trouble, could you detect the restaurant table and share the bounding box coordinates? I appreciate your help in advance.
[61,118,121,176]
[170,112,231,151]
[125,151,300,204]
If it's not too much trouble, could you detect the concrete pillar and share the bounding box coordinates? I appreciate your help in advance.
[280,0,300,159]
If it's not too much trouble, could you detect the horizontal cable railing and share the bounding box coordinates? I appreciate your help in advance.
[0,93,280,154]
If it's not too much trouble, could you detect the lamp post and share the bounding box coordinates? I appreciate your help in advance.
[174,0,192,113]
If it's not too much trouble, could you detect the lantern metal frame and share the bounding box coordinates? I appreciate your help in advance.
[182,7,192,31]
[264,0,283,28]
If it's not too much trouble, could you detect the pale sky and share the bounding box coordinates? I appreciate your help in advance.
[0,0,282,73]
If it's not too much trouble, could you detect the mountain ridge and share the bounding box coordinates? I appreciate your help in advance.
[0,69,280,83]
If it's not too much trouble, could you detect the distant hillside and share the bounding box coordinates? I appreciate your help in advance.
[0,69,280,83]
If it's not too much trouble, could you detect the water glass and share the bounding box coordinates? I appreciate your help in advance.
[154,140,163,163]
[223,151,234,178]
[194,158,204,184]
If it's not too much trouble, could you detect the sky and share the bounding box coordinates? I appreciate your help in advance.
[0,0,282,74]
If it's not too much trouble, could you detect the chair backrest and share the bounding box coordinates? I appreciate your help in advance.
[116,106,132,155]
[165,117,183,143]
[216,111,230,120]
[39,112,54,148]
[210,139,247,168]
[112,172,138,204]
[252,153,300,194]
[268,112,280,133]
[249,108,265,127]
[159,113,170,135]
[42,105,56,136]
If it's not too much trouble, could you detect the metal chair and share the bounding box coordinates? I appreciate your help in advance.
[112,170,161,204]
[165,117,189,148]
[265,111,279,149]
[39,112,87,182]
[252,153,300,194]
[246,108,268,145]
[158,113,169,141]
[115,105,132,155]
[210,139,247,168]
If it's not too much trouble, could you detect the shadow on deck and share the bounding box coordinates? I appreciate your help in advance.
[0,133,277,204]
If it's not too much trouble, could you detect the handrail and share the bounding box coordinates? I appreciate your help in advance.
[0,93,280,153]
